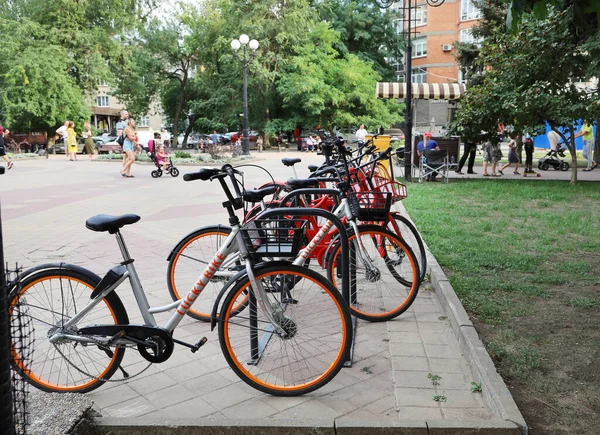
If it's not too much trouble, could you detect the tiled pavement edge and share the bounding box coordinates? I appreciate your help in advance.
[1,155,525,434]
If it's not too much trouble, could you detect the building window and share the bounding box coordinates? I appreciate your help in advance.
[412,38,427,58]
[138,116,150,128]
[98,80,109,87]
[459,28,482,46]
[461,0,481,21]
[414,6,427,26]
[96,96,109,107]
[412,68,427,83]
[458,69,467,84]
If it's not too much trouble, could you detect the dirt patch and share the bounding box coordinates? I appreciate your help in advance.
[477,284,600,435]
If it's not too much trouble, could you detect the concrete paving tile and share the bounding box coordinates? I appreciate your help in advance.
[387,330,423,344]
[90,384,141,409]
[259,394,313,413]
[126,371,178,396]
[393,371,437,389]
[144,383,197,408]
[162,359,210,383]
[395,387,442,407]
[417,322,451,333]
[204,384,257,409]
[313,392,360,415]
[387,319,419,332]
[424,344,465,360]
[419,330,456,345]
[346,382,394,408]
[429,358,472,376]
[102,397,157,418]
[160,395,219,418]
[389,342,427,357]
[392,356,430,372]
[397,405,444,420]
[220,399,279,419]
[184,371,235,395]
[285,399,342,420]
[362,394,397,416]
[441,407,494,420]
[438,390,487,408]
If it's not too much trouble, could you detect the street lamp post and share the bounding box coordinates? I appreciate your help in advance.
[231,35,259,156]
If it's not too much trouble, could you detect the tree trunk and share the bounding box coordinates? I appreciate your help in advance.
[172,75,188,149]
[569,136,578,185]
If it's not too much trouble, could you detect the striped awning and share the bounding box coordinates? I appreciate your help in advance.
[376,82,466,100]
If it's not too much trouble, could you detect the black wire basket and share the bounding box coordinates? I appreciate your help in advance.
[242,218,307,258]
[348,191,392,221]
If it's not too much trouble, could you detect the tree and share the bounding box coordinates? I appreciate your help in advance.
[0,0,158,134]
[277,22,403,133]
[451,4,599,184]
[315,0,404,81]
[0,18,90,134]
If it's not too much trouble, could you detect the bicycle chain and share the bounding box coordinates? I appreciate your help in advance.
[52,335,153,384]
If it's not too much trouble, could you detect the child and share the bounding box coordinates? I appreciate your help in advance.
[156,145,170,171]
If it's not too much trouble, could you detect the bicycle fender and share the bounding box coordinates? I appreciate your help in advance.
[8,262,102,298]
[166,224,232,261]
[209,260,293,331]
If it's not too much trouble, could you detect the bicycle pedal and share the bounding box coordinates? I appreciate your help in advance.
[191,337,208,353]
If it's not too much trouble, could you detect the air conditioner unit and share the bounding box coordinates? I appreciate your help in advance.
[442,44,452,52]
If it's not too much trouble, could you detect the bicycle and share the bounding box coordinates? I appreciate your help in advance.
[8,164,352,396]
[168,140,421,323]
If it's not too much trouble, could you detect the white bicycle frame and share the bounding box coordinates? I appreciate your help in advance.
[49,221,289,347]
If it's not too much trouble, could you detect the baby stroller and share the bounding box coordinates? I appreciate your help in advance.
[538,144,570,171]
[146,147,179,178]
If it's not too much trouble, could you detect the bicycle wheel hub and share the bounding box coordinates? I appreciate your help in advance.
[365,268,381,282]
[279,316,297,339]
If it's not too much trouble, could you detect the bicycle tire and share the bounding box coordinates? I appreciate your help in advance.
[9,267,128,393]
[327,225,420,322]
[219,263,352,396]
[167,226,247,321]
[387,213,427,283]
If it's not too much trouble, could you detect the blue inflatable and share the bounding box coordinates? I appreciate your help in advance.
[532,121,595,150]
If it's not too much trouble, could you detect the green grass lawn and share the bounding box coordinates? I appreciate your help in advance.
[403,179,600,435]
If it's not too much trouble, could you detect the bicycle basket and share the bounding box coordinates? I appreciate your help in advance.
[372,176,407,202]
[242,218,307,258]
[348,191,392,221]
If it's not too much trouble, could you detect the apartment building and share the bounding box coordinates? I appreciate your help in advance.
[389,0,482,131]
[92,82,163,135]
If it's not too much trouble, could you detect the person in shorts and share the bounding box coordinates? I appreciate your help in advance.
[0,126,13,169]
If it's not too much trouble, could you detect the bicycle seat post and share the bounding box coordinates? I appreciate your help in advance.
[114,230,157,326]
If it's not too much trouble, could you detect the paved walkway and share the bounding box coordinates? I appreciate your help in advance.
[1,152,531,433]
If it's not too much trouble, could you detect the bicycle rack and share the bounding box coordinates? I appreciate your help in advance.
[253,196,356,367]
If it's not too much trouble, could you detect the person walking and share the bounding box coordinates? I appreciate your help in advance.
[499,134,521,175]
[82,122,95,160]
[121,119,137,178]
[116,110,129,174]
[0,126,13,169]
[482,139,502,176]
[66,121,78,161]
[574,120,595,171]
[56,120,69,159]
[455,139,477,175]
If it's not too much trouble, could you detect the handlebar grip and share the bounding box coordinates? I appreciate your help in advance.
[183,168,221,181]
[380,147,392,159]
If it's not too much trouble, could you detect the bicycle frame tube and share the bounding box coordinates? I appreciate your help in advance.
[164,226,241,332]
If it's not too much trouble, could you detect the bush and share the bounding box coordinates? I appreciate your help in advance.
[175,151,192,159]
